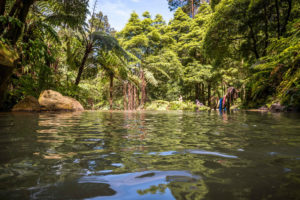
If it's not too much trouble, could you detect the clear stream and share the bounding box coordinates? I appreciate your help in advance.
[0,111,300,200]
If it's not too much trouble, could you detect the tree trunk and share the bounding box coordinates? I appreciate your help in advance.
[0,64,14,109]
[0,0,6,33]
[201,83,205,105]
[133,86,136,110]
[208,82,211,107]
[131,85,135,110]
[263,2,269,56]
[275,0,281,39]
[191,0,194,18]
[242,83,246,102]
[109,73,113,110]
[3,0,36,45]
[140,70,146,106]
[75,43,91,85]
[281,0,292,35]
[128,83,132,110]
[133,86,139,110]
[8,0,21,17]
[137,89,140,108]
[0,0,20,34]
[0,0,6,16]
[248,24,260,59]
[123,82,127,110]
[195,83,199,101]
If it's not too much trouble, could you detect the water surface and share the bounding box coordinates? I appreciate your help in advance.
[0,111,300,199]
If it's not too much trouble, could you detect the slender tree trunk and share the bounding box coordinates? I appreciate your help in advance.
[0,0,6,16]
[123,82,127,110]
[263,2,269,56]
[75,43,91,85]
[134,86,139,110]
[109,73,113,110]
[8,0,21,17]
[0,0,6,33]
[208,82,211,107]
[281,0,292,35]
[242,83,246,102]
[133,86,136,110]
[248,24,260,59]
[0,0,19,34]
[128,83,132,110]
[222,83,224,96]
[140,70,146,106]
[131,85,135,110]
[137,89,140,108]
[201,83,205,105]
[195,83,199,101]
[275,0,281,39]
[191,0,194,18]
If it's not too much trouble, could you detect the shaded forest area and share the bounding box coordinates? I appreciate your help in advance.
[0,0,299,111]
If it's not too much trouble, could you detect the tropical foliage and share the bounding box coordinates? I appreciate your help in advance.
[0,0,299,111]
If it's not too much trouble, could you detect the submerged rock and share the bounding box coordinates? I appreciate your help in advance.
[12,96,41,112]
[270,102,285,112]
[38,90,84,111]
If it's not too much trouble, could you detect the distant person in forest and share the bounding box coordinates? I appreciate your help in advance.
[218,97,223,111]
[196,99,200,106]
[178,95,183,102]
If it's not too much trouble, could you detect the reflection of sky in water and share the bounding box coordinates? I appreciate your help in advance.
[80,171,200,200]
[148,150,238,158]
[1,111,300,199]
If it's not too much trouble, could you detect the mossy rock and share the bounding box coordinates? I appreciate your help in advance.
[39,90,84,111]
[12,96,41,112]
[0,42,18,67]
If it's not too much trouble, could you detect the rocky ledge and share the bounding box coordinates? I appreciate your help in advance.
[12,90,84,112]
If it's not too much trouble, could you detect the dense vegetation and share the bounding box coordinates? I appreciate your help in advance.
[0,0,299,111]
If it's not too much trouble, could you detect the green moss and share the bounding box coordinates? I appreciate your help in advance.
[145,100,210,111]
[0,42,18,67]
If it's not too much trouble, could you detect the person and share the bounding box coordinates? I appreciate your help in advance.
[178,95,183,102]
[219,97,223,111]
[196,99,200,106]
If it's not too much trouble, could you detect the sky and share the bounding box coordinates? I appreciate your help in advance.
[89,0,174,31]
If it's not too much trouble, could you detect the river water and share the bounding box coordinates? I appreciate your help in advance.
[0,111,300,200]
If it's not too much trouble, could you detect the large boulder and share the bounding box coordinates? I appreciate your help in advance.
[270,102,285,112]
[38,90,84,111]
[12,96,41,112]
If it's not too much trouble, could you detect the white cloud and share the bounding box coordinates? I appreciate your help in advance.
[131,0,140,2]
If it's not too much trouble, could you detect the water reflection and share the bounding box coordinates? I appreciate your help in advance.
[0,111,300,199]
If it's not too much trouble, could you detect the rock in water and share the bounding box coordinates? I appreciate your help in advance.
[258,105,269,110]
[38,90,84,111]
[12,96,41,112]
[270,102,285,112]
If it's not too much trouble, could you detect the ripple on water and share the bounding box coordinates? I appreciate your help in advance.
[0,111,300,200]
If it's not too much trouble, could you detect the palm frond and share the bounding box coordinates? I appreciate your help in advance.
[36,21,61,44]
[147,62,170,79]
[46,14,88,29]
[144,68,158,86]
[92,31,129,60]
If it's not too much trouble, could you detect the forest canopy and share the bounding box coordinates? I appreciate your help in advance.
[0,0,299,111]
